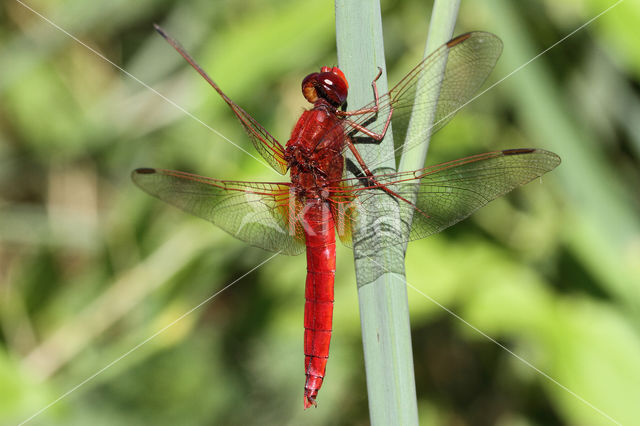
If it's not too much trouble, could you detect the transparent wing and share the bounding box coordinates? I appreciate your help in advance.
[132,168,305,255]
[341,31,503,162]
[333,148,560,247]
[155,25,288,174]
[223,101,289,174]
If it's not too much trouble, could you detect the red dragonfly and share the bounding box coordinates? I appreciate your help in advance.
[132,26,560,408]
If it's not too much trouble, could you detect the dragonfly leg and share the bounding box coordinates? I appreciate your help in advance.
[344,107,393,141]
[346,138,428,218]
[337,67,393,141]
[338,67,383,117]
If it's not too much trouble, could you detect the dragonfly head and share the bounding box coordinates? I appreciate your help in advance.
[302,66,348,107]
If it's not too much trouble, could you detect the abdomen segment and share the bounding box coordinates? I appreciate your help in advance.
[302,200,336,408]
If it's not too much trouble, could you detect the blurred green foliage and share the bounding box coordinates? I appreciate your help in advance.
[1,0,639,424]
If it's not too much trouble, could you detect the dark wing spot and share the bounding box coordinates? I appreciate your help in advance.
[134,167,157,174]
[446,32,472,48]
[502,148,535,155]
[153,24,169,40]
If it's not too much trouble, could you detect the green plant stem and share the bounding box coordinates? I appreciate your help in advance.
[399,0,460,173]
[335,1,460,424]
[335,1,417,424]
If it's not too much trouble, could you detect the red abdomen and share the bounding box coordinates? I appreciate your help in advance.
[302,199,336,409]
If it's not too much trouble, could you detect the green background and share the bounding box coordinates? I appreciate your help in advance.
[1,0,639,424]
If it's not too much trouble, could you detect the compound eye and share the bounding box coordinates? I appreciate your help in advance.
[320,66,348,89]
[318,71,348,106]
[329,67,348,89]
[301,72,320,103]
[302,68,349,106]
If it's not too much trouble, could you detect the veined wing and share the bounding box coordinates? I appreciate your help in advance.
[132,168,305,255]
[342,31,503,164]
[333,149,560,247]
[154,25,288,174]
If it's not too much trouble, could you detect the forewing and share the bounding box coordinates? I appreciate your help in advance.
[154,25,288,174]
[132,168,305,255]
[222,100,289,174]
[343,32,503,159]
[334,149,560,247]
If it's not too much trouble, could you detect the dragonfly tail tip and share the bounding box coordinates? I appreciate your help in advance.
[303,395,317,409]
